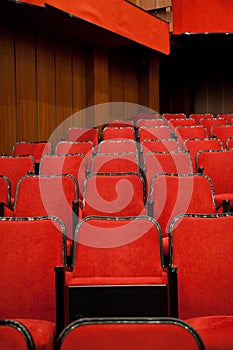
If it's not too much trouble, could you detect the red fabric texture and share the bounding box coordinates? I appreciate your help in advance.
[163,113,187,121]
[145,151,193,198]
[199,119,227,138]
[0,324,30,350]
[102,127,136,141]
[17,319,55,350]
[69,217,164,279]
[171,215,233,319]
[210,125,233,148]
[0,156,35,199]
[189,114,214,124]
[0,176,10,206]
[196,150,233,195]
[137,119,165,127]
[67,128,98,146]
[0,218,65,322]
[58,321,202,350]
[13,142,51,163]
[175,126,208,147]
[184,138,223,171]
[186,316,233,350]
[92,153,139,173]
[105,120,135,127]
[169,118,196,130]
[39,154,86,198]
[139,126,171,143]
[142,139,179,158]
[98,140,137,154]
[150,174,216,239]
[173,0,233,34]
[13,175,77,241]
[56,141,94,170]
[82,173,145,218]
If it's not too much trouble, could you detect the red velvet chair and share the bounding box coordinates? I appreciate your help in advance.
[39,153,87,204]
[168,118,196,130]
[55,317,205,350]
[66,127,99,147]
[63,216,168,323]
[226,136,233,149]
[0,155,35,205]
[12,141,52,163]
[141,139,180,161]
[174,126,208,148]
[210,124,233,148]
[102,126,136,140]
[2,174,78,258]
[55,140,94,171]
[184,138,223,171]
[91,152,139,173]
[0,175,11,207]
[148,173,220,258]
[0,216,67,350]
[162,113,187,121]
[104,119,135,127]
[189,113,214,124]
[143,151,193,200]
[217,113,233,125]
[0,319,35,350]
[98,139,138,155]
[81,172,146,218]
[199,118,227,137]
[196,149,233,207]
[136,118,165,127]
[139,126,171,143]
[169,213,233,350]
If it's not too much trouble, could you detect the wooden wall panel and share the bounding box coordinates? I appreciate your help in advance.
[37,34,56,142]
[0,24,16,155]
[15,28,37,142]
[54,39,73,142]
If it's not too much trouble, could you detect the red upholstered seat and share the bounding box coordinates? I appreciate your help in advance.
[199,118,227,137]
[174,126,208,148]
[136,118,165,127]
[184,138,223,171]
[55,140,94,171]
[0,319,35,350]
[64,216,168,322]
[169,213,233,350]
[55,317,205,350]
[217,113,233,125]
[0,155,35,205]
[81,172,146,218]
[141,139,180,160]
[91,152,139,173]
[210,124,233,148]
[66,127,99,146]
[196,149,233,207]
[226,136,233,149]
[168,118,196,130]
[0,175,11,206]
[98,139,138,154]
[189,113,214,124]
[102,126,136,140]
[104,119,135,127]
[139,126,171,143]
[0,216,67,350]
[12,141,52,163]
[162,113,187,121]
[148,173,218,258]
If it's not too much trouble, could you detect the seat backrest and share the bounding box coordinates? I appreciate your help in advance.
[102,127,136,140]
[141,139,180,158]
[149,173,216,237]
[168,118,196,130]
[67,127,99,146]
[82,172,145,218]
[98,140,138,154]
[189,113,214,124]
[72,216,164,277]
[196,149,233,194]
[199,118,227,137]
[184,138,223,171]
[55,141,94,170]
[12,141,52,163]
[0,156,35,199]
[169,213,233,319]
[139,126,171,143]
[175,126,208,147]
[217,113,233,124]
[55,317,205,350]
[163,113,187,121]
[137,119,165,127]
[39,153,87,198]
[92,152,139,173]
[104,119,135,127]
[226,136,233,149]
[144,151,193,198]
[0,175,11,206]
[13,174,78,241]
[0,319,35,350]
[0,216,66,322]
[210,124,233,148]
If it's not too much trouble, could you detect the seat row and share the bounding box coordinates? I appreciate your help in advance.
[1,213,233,349]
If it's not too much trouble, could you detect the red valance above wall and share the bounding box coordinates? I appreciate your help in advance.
[173,0,233,34]
[19,0,170,54]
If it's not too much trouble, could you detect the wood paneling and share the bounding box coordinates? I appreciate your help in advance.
[37,34,56,142]
[0,24,16,155]
[15,27,37,142]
